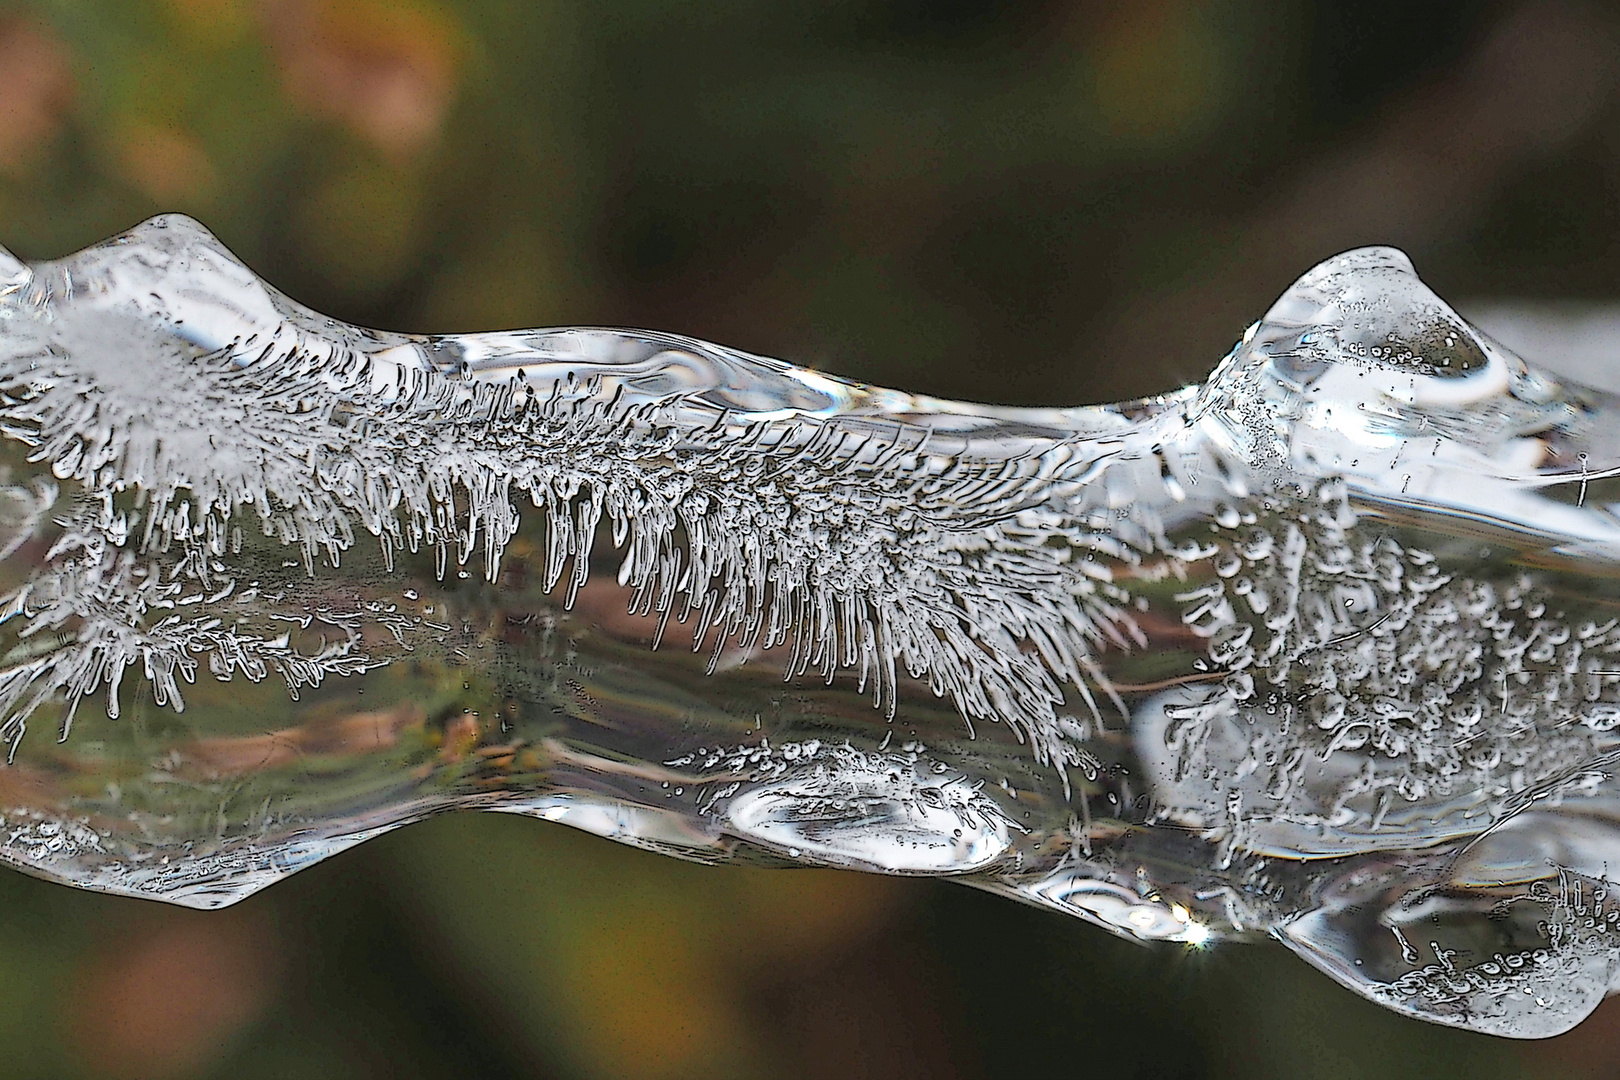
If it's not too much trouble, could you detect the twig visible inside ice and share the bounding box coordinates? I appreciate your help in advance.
[2,216,1620,1037]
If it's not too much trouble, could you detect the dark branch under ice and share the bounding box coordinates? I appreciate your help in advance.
[2,217,1620,1037]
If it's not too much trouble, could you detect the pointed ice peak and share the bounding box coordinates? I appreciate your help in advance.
[1251,245,1490,379]
[110,213,237,262]
[1289,244,1417,291]
[86,214,258,294]
[27,215,293,354]
[1212,245,1519,413]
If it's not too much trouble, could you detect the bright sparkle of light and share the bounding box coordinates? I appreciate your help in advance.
[1168,903,1211,947]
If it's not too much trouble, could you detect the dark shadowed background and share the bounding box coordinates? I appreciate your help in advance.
[3,1,1620,1077]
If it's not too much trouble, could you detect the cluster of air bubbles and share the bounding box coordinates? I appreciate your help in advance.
[0,220,1618,1037]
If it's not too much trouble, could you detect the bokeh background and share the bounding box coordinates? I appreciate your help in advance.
[3,1,1620,1077]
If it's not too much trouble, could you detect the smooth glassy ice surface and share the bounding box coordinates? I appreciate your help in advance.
[4,217,1620,1038]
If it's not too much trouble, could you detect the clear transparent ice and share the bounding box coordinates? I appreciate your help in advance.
[2,217,1619,1037]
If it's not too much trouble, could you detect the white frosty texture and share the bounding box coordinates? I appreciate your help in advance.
[10,219,1620,1039]
[0,216,1164,768]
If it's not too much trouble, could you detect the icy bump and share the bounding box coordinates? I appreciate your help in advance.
[8,220,1620,1037]
[722,746,1016,874]
[1255,247,1495,381]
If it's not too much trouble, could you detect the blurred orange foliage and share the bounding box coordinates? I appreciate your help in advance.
[261,0,464,158]
[66,907,283,1080]
[0,17,75,178]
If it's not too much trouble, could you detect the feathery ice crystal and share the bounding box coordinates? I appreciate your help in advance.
[2,217,1620,1037]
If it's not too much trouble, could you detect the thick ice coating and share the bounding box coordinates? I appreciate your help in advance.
[2,216,1620,1038]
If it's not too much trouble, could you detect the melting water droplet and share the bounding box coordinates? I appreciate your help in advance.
[3,217,1620,1037]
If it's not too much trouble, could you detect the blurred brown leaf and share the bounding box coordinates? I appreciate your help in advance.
[261,0,464,159]
[0,17,75,178]
[64,905,283,1080]
[114,119,220,203]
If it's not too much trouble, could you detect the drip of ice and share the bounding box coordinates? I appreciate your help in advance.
[4,218,1620,1037]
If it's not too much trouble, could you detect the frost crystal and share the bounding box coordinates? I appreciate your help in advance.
[3,219,1620,1037]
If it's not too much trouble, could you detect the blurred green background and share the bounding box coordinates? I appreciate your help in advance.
[3,1,1620,1077]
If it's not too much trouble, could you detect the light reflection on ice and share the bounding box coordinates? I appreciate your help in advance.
[2,217,1620,1035]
